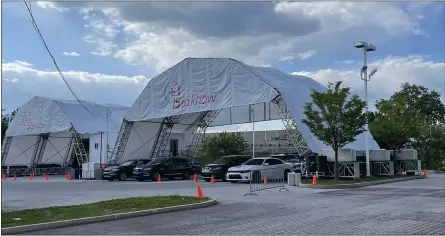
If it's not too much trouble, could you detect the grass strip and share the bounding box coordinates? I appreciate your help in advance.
[2,195,209,228]
[302,175,415,185]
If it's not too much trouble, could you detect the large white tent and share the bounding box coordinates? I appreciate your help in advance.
[2,96,129,167]
[111,58,380,163]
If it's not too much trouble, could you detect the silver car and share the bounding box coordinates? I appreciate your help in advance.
[226,157,293,183]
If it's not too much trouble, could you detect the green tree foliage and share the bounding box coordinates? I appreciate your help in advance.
[302,81,367,179]
[413,123,445,170]
[392,83,445,123]
[369,83,445,169]
[369,95,422,151]
[1,109,18,143]
[197,132,249,164]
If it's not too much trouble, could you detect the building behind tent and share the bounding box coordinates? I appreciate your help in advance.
[1,96,129,169]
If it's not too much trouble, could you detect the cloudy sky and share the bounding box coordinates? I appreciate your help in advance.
[2,2,444,131]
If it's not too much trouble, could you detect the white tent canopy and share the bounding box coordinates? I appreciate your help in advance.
[118,58,379,162]
[3,97,129,167]
[6,96,128,137]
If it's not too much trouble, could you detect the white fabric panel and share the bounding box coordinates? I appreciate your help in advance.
[40,132,71,165]
[6,97,72,137]
[6,97,129,137]
[126,58,279,121]
[120,121,162,162]
[89,133,102,164]
[242,63,380,153]
[127,58,380,154]
[3,135,38,166]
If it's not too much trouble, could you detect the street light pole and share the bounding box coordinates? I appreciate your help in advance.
[251,108,255,158]
[354,41,377,177]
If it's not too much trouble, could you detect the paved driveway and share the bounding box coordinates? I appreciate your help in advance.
[3,174,445,235]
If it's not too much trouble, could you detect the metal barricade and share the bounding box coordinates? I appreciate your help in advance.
[244,166,289,196]
[1,167,72,177]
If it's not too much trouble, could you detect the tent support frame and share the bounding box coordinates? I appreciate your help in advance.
[188,109,222,162]
[150,115,182,159]
[271,94,311,156]
[109,120,133,164]
[64,130,88,166]
[31,133,50,166]
[1,136,12,166]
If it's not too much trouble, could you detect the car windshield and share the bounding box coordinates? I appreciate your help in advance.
[243,158,265,165]
[214,157,234,164]
[120,160,134,166]
[147,158,166,165]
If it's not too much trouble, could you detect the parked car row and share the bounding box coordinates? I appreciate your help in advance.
[103,153,306,183]
[103,157,195,181]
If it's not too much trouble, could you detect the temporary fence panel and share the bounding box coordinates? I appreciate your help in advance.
[245,166,289,196]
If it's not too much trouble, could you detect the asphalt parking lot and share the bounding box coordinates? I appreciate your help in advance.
[2,174,445,235]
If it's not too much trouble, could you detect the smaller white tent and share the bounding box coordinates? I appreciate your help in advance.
[2,96,129,167]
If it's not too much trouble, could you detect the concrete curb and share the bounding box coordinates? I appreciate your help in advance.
[298,176,424,189]
[2,199,217,235]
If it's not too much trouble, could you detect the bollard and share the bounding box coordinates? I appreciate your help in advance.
[288,172,296,186]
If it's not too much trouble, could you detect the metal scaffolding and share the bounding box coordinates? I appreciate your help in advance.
[31,133,50,166]
[271,95,311,156]
[1,136,12,166]
[149,115,182,159]
[188,110,222,162]
[109,120,134,164]
[64,131,88,166]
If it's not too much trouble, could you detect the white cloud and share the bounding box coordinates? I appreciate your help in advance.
[82,35,117,56]
[47,2,430,72]
[36,2,68,12]
[62,52,80,57]
[2,60,148,110]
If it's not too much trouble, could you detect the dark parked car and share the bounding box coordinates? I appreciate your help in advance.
[133,157,195,182]
[103,159,151,181]
[201,155,251,182]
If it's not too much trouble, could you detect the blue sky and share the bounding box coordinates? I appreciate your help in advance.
[2,2,444,131]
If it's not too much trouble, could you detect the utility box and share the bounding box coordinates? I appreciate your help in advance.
[356,149,391,161]
[319,149,357,162]
[396,149,418,160]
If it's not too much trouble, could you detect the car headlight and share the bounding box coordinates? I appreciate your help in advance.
[142,168,151,172]
[111,168,118,172]
[213,167,223,171]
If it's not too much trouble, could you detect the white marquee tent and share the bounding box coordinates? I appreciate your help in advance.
[111,58,380,163]
[2,96,129,167]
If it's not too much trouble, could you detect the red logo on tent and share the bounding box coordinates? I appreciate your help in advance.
[170,80,217,109]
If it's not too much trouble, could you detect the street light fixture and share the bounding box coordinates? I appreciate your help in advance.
[354,41,378,177]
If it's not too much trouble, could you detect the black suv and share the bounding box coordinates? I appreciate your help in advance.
[133,157,195,182]
[103,159,151,181]
[201,155,251,182]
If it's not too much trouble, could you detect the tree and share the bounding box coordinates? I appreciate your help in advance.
[1,109,18,143]
[197,132,249,164]
[392,83,445,123]
[412,123,445,170]
[369,94,422,152]
[302,81,367,179]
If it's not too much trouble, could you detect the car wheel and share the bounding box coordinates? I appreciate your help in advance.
[152,173,160,181]
[204,178,211,182]
[230,181,238,183]
[222,174,227,182]
[118,173,127,181]
[182,172,191,180]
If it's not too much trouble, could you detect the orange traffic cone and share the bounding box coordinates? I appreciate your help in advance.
[263,176,268,185]
[210,175,215,184]
[157,175,161,182]
[423,169,428,178]
[197,184,204,198]
[66,173,71,181]
[65,173,68,180]
[312,175,317,185]
[29,175,33,180]
[193,174,197,183]
[44,174,49,180]
[2,173,6,180]
[13,175,16,181]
